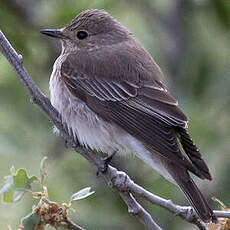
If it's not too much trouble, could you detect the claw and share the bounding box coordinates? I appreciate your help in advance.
[97,150,117,175]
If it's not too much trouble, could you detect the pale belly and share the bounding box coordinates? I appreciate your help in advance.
[49,57,173,182]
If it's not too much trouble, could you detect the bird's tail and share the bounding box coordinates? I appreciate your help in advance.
[176,127,212,180]
[167,162,217,223]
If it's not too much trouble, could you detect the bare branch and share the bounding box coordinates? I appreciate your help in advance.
[120,193,162,230]
[1,30,229,230]
[214,211,230,219]
[104,165,209,230]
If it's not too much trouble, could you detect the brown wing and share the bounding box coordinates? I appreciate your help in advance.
[60,47,211,180]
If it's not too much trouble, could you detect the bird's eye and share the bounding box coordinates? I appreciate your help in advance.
[77,31,88,40]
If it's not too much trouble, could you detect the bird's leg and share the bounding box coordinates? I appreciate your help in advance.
[98,150,117,175]
[103,151,116,169]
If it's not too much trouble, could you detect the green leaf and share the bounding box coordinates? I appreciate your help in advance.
[0,168,38,203]
[70,187,95,201]
[13,168,38,190]
[21,212,41,230]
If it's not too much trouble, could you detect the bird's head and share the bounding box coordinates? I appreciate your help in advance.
[40,9,132,52]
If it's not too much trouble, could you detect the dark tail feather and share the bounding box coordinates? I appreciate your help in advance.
[176,127,212,180]
[178,176,217,223]
[167,163,217,223]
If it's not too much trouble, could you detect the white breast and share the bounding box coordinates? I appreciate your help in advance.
[49,55,124,154]
[49,55,173,182]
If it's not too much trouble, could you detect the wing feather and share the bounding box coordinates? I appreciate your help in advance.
[60,50,211,179]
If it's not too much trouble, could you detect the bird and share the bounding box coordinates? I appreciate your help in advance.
[40,9,217,223]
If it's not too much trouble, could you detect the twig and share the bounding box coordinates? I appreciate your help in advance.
[1,30,230,230]
[214,211,230,219]
[120,193,162,230]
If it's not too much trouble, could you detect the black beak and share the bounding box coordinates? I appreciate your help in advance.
[40,29,68,39]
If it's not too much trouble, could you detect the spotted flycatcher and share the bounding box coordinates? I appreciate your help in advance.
[40,9,216,222]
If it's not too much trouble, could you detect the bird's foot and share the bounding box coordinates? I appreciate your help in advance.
[97,151,117,175]
[102,154,114,171]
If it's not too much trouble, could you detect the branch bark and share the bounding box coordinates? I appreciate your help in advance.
[0,30,229,230]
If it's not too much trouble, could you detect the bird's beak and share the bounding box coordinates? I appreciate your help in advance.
[40,29,68,39]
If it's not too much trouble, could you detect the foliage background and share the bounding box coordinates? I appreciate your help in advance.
[0,0,229,229]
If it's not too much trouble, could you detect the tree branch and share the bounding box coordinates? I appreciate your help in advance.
[0,30,229,230]
[119,192,162,230]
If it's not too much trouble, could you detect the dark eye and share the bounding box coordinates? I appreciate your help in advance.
[77,31,88,40]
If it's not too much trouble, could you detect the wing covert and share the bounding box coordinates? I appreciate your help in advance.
[60,52,205,178]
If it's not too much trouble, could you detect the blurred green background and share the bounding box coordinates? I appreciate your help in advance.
[0,0,229,229]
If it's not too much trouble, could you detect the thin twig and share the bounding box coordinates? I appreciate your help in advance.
[214,211,230,219]
[1,30,230,230]
[120,193,162,230]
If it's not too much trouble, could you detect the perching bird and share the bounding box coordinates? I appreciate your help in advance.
[40,9,216,223]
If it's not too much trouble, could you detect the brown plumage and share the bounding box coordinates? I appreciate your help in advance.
[41,9,217,223]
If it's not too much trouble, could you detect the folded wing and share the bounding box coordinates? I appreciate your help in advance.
[61,51,211,180]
